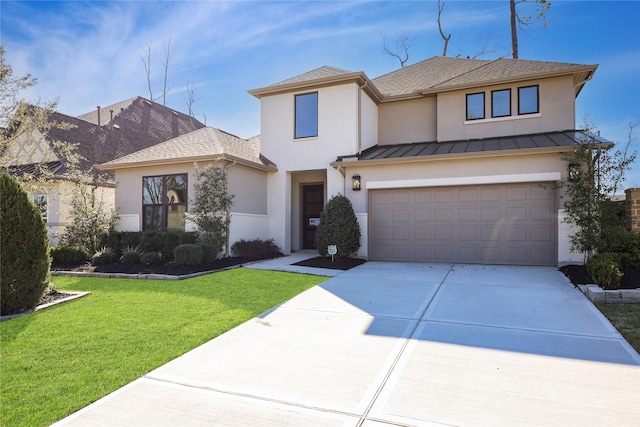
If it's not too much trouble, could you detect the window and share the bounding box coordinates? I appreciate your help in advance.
[142,174,187,232]
[491,89,511,118]
[518,85,539,115]
[295,92,318,138]
[33,195,47,223]
[466,92,485,120]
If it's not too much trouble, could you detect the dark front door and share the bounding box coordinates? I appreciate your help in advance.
[302,184,324,249]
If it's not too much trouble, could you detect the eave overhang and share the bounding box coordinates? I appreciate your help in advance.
[97,154,278,173]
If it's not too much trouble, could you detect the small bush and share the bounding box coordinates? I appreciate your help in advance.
[315,194,361,258]
[174,244,203,265]
[231,239,282,261]
[197,242,218,263]
[587,253,624,290]
[91,247,115,265]
[51,246,89,263]
[140,252,162,265]
[120,246,141,264]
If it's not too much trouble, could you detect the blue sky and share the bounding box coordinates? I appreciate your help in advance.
[2,0,639,187]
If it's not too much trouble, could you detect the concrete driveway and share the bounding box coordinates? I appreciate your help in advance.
[53,261,640,426]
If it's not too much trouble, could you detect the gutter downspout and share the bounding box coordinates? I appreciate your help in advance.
[357,80,368,156]
[222,158,237,257]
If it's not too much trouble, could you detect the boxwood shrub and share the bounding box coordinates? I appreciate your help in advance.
[174,244,203,265]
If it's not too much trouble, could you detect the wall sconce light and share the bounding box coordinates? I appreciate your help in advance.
[352,174,361,191]
[568,163,580,181]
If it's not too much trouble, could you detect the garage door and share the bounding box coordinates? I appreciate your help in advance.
[369,183,556,265]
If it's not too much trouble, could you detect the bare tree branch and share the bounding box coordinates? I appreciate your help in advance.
[382,32,414,68]
[182,81,201,117]
[510,0,551,59]
[160,38,172,106]
[437,0,451,57]
[139,43,153,100]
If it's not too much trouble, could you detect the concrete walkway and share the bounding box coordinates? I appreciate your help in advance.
[53,259,640,426]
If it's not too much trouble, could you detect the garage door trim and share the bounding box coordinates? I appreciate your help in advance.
[366,172,561,190]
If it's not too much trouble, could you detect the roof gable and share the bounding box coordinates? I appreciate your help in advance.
[272,66,354,86]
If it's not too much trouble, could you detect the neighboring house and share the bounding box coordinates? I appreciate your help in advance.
[98,127,276,247]
[105,56,611,266]
[4,96,205,243]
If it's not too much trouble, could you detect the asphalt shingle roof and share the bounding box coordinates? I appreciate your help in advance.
[271,66,354,86]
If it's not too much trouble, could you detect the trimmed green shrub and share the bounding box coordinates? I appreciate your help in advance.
[174,244,203,265]
[231,239,283,260]
[51,245,89,263]
[315,194,361,258]
[102,231,198,260]
[197,242,217,263]
[140,252,162,265]
[1,173,51,315]
[91,247,115,265]
[120,246,141,264]
[586,253,624,290]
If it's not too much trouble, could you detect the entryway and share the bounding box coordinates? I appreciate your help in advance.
[301,184,324,249]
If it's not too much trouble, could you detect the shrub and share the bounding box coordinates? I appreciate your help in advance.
[51,246,89,263]
[197,242,217,263]
[140,252,162,265]
[120,246,141,264]
[91,247,115,265]
[315,194,361,258]
[586,253,624,290]
[174,244,203,265]
[0,173,51,315]
[231,239,283,261]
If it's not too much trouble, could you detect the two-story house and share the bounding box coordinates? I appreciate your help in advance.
[103,56,609,266]
[248,56,608,266]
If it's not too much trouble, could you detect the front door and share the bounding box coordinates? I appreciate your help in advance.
[302,184,324,249]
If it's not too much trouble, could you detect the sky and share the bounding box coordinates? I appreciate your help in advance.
[2,0,639,187]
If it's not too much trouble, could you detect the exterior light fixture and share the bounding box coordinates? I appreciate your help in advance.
[352,174,361,191]
[568,163,580,181]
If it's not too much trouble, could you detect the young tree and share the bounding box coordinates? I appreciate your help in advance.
[382,32,414,68]
[138,38,173,105]
[560,122,637,259]
[186,164,234,256]
[510,0,551,59]
[437,0,452,56]
[1,173,51,315]
[58,172,119,255]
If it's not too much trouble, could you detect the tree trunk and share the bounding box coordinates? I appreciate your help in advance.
[510,0,518,59]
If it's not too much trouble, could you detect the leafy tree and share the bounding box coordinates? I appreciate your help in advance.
[315,193,361,258]
[58,173,118,255]
[560,122,637,259]
[186,165,234,256]
[1,173,51,315]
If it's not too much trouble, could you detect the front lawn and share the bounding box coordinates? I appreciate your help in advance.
[596,303,640,354]
[0,268,325,427]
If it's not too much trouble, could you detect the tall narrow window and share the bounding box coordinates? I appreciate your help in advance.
[491,89,511,117]
[33,195,47,223]
[518,85,539,115]
[142,174,187,231]
[295,92,318,138]
[466,92,485,120]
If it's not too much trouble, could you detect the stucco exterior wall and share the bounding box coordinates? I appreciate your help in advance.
[378,97,437,145]
[360,91,379,152]
[437,75,576,142]
[112,162,269,233]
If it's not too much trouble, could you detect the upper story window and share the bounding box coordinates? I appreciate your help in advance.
[491,89,511,118]
[518,85,539,115]
[33,194,47,223]
[466,92,485,120]
[295,92,318,139]
[142,174,187,232]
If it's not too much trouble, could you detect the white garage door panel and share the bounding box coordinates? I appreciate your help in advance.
[369,183,556,266]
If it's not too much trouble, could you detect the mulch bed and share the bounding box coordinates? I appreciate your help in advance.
[560,264,639,289]
[293,256,366,271]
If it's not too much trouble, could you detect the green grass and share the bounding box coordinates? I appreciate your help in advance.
[596,303,640,354]
[0,268,325,427]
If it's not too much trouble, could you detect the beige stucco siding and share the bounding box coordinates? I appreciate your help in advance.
[378,97,437,145]
[113,162,268,232]
[360,91,378,152]
[437,75,576,142]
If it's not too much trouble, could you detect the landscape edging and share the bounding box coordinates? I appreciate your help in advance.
[578,284,640,304]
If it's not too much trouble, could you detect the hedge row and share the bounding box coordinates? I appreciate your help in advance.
[100,231,198,260]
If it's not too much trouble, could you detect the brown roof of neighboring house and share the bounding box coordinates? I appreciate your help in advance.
[98,127,277,172]
[37,96,205,180]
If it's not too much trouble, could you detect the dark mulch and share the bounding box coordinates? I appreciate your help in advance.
[39,289,76,306]
[293,256,366,271]
[560,264,640,289]
[51,257,252,277]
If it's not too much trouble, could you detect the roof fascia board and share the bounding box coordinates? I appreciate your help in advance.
[330,142,611,168]
[249,72,382,102]
[98,154,277,173]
